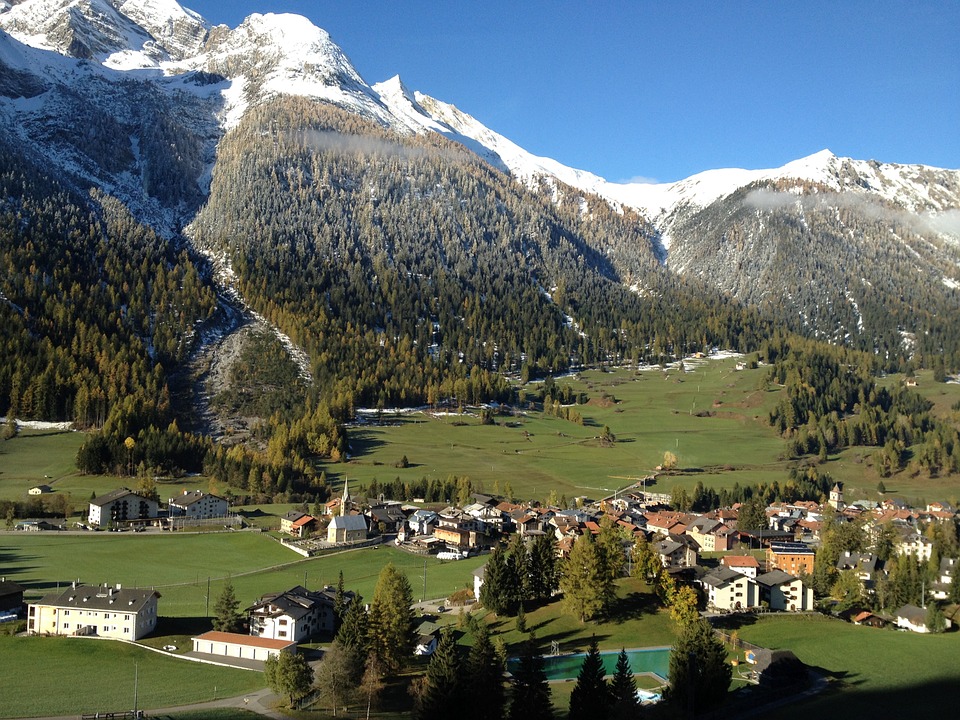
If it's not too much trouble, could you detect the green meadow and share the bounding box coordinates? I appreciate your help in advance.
[734,613,960,720]
[4,357,960,512]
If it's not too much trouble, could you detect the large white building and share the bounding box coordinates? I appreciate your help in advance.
[88,488,158,527]
[247,586,344,642]
[28,583,160,640]
[168,490,229,519]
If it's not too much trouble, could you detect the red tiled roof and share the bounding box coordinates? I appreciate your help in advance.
[194,631,296,650]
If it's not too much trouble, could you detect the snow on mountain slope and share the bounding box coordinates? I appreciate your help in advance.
[192,12,393,128]
[0,0,205,66]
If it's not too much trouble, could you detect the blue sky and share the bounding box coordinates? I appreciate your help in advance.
[186,1,959,184]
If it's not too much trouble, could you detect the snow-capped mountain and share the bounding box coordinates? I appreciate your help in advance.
[3,0,960,355]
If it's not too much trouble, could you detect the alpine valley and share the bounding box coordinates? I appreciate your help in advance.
[2,0,960,489]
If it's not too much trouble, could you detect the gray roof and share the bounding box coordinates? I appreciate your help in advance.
[701,567,748,589]
[330,515,368,531]
[0,579,25,597]
[170,491,226,507]
[895,604,926,623]
[248,585,345,620]
[89,488,152,507]
[756,570,797,588]
[36,584,159,613]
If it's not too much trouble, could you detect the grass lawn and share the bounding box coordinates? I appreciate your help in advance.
[732,613,960,720]
[0,635,264,719]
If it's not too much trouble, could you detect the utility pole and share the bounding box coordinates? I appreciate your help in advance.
[422,559,427,602]
[205,577,210,617]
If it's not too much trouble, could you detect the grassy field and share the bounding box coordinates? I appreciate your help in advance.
[732,613,960,720]
[0,635,264,718]
[4,358,960,513]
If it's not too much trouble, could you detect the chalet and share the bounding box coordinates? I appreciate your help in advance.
[835,551,882,591]
[755,570,813,611]
[88,488,158,527]
[327,514,368,544]
[248,585,345,642]
[407,509,439,536]
[367,504,407,534]
[28,583,159,640]
[931,557,957,601]
[766,542,815,577]
[28,485,53,495]
[192,630,296,662]
[700,567,757,611]
[414,620,442,656]
[721,555,761,579]
[851,610,886,628]
[280,510,313,536]
[894,604,943,633]
[895,532,933,562]
[168,490,229,519]
[0,578,25,613]
[654,535,698,570]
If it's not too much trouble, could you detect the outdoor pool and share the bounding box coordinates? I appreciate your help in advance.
[507,647,671,682]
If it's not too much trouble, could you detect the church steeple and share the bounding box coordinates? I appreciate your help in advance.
[341,476,348,517]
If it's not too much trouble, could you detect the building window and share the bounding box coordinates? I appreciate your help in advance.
[279,619,288,626]
[279,630,287,638]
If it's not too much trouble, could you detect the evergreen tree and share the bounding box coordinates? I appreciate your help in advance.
[926,602,946,633]
[595,516,626,611]
[480,544,512,615]
[465,623,505,720]
[561,532,606,622]
[508,641,554,720]
[568,636,610,720]
[528,533,559,602]
[334,570,347,623]
[609,649,639,720]
[335,591,368,654]
[367,563,415,673]
[667,618,731,717]
[212,580,243,633]
[417,629,464,720]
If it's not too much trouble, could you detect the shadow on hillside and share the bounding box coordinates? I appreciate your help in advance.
[606,590,660,623]
[153,615,213,637]
[346,430,389,457]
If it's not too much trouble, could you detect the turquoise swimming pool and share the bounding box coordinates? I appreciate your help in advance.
[507,647,671,681]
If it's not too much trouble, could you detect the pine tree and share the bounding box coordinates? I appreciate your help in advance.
[212,580,243,632]
[334,570,347,623]
[465,623,505,720]
[667,618,731,716]
[508,641,554,720]
[528,533,559,603]
[367,563,414,673]
[480,544,512,615]
[561,532,606,622]
[609,649,639,720]
[417,629,464,720]
[336,592,368,654]
[568,636,610,720]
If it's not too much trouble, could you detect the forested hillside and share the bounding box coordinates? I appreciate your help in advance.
[190,98,772,409]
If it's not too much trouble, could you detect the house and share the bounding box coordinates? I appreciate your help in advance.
[88,488,159,527]
[473,565,486,601]
[721,555,761,579]
[28,485,53,495]
[896,532,933,562]
[15,519,64,531]
[0,578,25,613]
[407,509,439,536]
[755,570,814,611]
[280,510,315,536]
[28,583,160,640]
[931,557,957,600]
[168,490,229,519]
[367,504,407,534]
[414,620,442,656]
[434,514,488,551]
[686,517,735,552]
[248,585,345,642]
[894,604,938,633]
[192,630,296,662]
[835,551,882,591]
[851,610,886,628]
[654,535,698,569]
[766,542,815,577]
[700,567,757,611]
[327,514,368,544]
